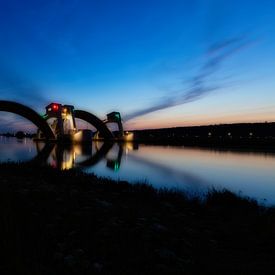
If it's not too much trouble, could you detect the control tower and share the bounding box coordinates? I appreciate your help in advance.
[105,111,124,138]
[45,103,77,139]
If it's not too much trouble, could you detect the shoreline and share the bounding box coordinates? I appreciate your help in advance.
[1,162,275,274]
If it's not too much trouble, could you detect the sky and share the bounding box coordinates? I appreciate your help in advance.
[0,0,275,132]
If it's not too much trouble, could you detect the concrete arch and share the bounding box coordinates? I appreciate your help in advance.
[74,109,114,140]
[104,121,124,138]
[0,100,55,140]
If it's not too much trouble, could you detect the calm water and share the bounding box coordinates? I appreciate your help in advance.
[1,136,275,205]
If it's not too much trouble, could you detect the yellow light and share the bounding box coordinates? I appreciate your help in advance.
[124,132,134,141]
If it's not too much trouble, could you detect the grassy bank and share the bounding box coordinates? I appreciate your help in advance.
[1,163,275,274]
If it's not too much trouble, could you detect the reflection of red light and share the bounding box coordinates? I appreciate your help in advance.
[52,104,59,111]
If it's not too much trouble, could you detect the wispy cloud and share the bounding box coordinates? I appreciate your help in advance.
[124,36,253,121]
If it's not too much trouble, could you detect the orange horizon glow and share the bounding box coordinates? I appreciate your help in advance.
[125,114,275,131]
[1,108,275,133]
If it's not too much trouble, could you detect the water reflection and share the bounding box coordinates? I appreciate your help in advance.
[0,136,37,161]
[2,137,275,205]
[71,143,211,192]
[34,141,132,171]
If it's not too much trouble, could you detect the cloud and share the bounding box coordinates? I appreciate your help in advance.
[0,113,36,133]
[124,35,253,121]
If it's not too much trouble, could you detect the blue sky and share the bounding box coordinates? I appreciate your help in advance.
[0,0,275,131]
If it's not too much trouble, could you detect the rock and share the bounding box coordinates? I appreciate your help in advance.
[57,242,66,252]
[73,248,85,258]
[18,189,29,195]
[151,223,168,232]
[155,248,177,259]
[163,202,175,210]
[55,198,64,203]
[95,199,112,208]
[93,262,103,273]
[64,255,76,267]
[53,252,63,261]
[68,230,77,237]
[70,189,79,196]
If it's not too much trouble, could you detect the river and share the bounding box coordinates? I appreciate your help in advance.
[1,136,275,205]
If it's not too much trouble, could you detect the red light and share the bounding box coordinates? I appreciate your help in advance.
[52,104,59,111]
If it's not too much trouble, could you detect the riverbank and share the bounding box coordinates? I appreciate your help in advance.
[1,163,275,274]
[132,122,275,149]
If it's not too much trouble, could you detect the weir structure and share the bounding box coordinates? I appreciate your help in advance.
[0,100,129,142]
[0,100,55,140]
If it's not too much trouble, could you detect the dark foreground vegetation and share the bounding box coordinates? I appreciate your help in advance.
[1,163,275,274]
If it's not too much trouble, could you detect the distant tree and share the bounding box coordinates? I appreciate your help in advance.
[15,131,25,139]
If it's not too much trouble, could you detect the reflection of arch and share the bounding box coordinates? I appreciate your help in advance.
[77,142,114,167]
[106,143,123,171]
[74,109,114,140]
[0,100,55,140]
[31,142,55,164]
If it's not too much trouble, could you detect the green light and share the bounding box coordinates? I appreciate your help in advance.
[114,161,120,172]
[115,113,121,120]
